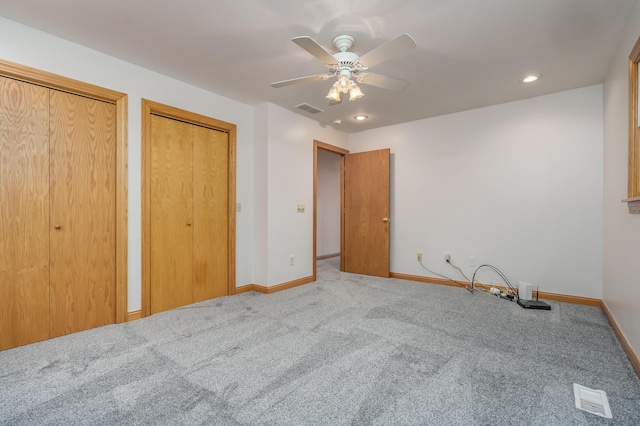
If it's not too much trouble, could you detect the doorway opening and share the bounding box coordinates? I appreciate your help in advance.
[313,141,348,279]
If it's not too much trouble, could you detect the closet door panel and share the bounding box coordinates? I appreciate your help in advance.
[49,91,116,337]
[0,77,50,350]
[150,115,193,313]
[193,127,228,302]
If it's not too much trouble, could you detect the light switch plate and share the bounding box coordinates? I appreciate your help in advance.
[297,204,305,213]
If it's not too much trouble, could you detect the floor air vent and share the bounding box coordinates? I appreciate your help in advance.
[295,103,324,114]
[573,384,612,418]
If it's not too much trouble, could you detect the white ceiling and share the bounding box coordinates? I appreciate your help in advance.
[0,0,636,133]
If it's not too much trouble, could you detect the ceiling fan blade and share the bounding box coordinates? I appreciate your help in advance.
[292,36,337,64]
[271,74,330,88]
[357,73,409,91]
[359,33,416,67]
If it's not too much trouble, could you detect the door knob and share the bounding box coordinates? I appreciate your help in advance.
[186,222,192,226]
[54,224,62,230]
[382,217,389,223]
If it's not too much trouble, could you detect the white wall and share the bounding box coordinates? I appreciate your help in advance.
[603,3,640,357]
[317,149,341,256]
[0,17,255,311]
[253,104,269,287]
[349,86,604,298]
[263,103,348,286]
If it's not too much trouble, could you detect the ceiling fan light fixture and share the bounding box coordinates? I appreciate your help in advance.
[349,84,364,101]
[337,75,351,92]
[326,84,341,101]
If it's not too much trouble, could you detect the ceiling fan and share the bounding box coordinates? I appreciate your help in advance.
[271,33,417,105]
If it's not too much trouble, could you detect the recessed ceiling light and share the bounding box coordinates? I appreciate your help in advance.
[521,73,541,83]
[354,115,368,121]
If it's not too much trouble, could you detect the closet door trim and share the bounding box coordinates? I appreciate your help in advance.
[0,59,128,324]
[141,99,237,318]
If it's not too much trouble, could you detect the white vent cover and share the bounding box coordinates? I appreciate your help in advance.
[573,383,612,418]
[295,103,325,114]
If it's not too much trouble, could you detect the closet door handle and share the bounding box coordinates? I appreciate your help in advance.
[186,222,192,227]
[54,224,62,230]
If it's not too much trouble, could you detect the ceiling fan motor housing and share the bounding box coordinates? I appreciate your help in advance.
[333,51,363,75]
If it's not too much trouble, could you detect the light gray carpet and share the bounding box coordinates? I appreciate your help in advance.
[1,257,639,425]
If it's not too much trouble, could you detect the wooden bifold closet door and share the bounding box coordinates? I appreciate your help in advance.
[0,76,116,350]
[0,77,50,349]
[150,114,228,314]
[49,90,116,338]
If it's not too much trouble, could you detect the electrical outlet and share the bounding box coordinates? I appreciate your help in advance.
[444,253,451,262]
[469,256,476,267]
[417,252,423,262]
[290,255,295,266]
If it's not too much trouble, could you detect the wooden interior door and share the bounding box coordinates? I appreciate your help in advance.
[343,149,390,277]
[193,126,229,302]
[150,115,194,313]
[0,77,51,350]
[49,90,116,337]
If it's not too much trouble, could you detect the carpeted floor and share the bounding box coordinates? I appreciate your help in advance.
[1,257,639,425]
